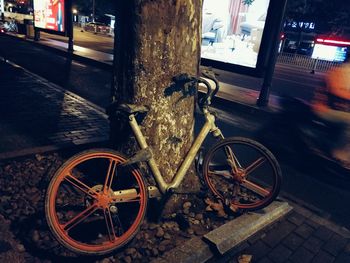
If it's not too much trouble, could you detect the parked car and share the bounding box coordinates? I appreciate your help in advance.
[84,22,110,34]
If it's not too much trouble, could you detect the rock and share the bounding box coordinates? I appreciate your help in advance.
[101,258,111,263]
[187,228,194,235]
[155,227,164,238]
[158,245,166,252]
[152,248,159,256]
[32,230,40,242]
[35,154,44,161]
[164,233,171,240]
[195,213,204,220]
[17,244,26,253]
[183,201,192,209]
[148,223,158,230]
[192,225,207,236]
[123,256,132,263]
[183,208,190,215]
[193,219,200,225]
[125,247,137,256]
[189,212,195,218]
[159,240,172,247]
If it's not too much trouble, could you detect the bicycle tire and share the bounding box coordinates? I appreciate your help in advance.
[45,148,148,255]
[203,137,282,211]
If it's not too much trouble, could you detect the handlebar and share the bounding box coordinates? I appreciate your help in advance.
[172,69,220,109]
[199,69,220,108]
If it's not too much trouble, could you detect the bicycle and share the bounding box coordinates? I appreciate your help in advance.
[45,71,282,255]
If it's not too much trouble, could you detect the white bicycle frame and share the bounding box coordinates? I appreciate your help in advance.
[111,107,224,202]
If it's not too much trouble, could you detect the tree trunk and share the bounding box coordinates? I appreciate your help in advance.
[111,0,203,213]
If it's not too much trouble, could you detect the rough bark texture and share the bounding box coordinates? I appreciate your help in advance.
[111,0,203,213]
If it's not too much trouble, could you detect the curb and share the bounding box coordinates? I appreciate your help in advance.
[152,201,292,263]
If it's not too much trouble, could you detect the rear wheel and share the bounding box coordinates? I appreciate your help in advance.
[203,137,282,211]
[45,149,148,255]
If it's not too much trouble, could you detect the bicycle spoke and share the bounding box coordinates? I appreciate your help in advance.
[103,160,118,194]
[65,173,99,199]
[241,179,270,197]
[208,170,232,180]
[244,157,266,176]
[104,208,116,242]
[63,204,99,232]
[223,146,241,173]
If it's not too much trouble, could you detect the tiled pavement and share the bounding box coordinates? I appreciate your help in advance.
[215,200,350,263]
[0,60,109,159]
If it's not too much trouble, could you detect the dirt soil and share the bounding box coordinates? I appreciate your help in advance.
[0,152,237,263]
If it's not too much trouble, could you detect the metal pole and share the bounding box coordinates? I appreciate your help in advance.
[92,0,95,22]
[257,0,288,107]
[0,0,4,21]
[310,57,318,74]
[67,0,74,52]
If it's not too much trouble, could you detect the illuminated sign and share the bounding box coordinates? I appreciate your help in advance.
[284,20,315,32]
[33,0,65,32]
[201,0,271,69]
[312,44,348,62]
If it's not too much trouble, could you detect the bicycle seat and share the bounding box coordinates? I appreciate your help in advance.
[117,103,149,114]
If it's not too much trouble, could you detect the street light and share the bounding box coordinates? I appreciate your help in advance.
[72,8,78,23]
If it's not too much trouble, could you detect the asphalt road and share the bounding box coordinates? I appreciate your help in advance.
[41,26,114,54]
[0,34,349,229]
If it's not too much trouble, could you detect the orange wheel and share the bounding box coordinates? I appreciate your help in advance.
[203,137,282,211]
[45,149,148,255]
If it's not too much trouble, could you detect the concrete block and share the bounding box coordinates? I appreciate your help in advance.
[203,201,292,255]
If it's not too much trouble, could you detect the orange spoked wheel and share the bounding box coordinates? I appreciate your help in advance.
[203,137,282,211]
[45,149,148,256]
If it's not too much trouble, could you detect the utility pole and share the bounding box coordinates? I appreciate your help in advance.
[92,0,95,22]
[257,0,288,107]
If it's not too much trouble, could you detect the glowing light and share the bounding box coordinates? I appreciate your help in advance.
[316,38,350,46]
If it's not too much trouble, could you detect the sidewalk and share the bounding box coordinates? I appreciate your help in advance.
[1,34,349,263]
[0,59,109,160]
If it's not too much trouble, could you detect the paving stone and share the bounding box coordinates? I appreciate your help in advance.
[334,252,350,263]
[295,224,315,239]
[245,240,270,261]
[313,226,334,241]
[290,247,315,263]
[323,234,348,256]
[262,220,296,248]
[287,211,306,226]
[303,236,324,253]
[305,219,320,229]
[282,233,304,250]
[268,244,292,263]
[311,250,335,263]
[257,257,274,263]
[248,232,266,245]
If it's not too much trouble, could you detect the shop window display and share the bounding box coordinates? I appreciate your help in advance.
[201,0,270,68]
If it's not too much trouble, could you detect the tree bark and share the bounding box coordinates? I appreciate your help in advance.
[111,0,203,213]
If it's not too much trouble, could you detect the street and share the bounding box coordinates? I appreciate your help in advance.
[0,33,349,232]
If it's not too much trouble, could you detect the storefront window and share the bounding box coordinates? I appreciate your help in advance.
[201,0,271,68]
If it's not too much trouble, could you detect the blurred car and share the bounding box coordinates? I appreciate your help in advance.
[0,21,7,33]
[84,22,110,34]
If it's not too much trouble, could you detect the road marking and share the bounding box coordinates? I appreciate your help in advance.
[72,61,87,68]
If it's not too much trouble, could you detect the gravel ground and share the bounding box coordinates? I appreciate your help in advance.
[0,152,236,263]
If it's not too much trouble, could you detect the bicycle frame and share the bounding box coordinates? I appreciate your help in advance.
[128,108,224,195]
